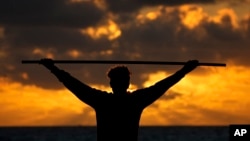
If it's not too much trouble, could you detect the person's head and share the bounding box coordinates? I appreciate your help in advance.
[107,66,131,94]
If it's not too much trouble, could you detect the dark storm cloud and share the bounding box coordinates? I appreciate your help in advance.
[219,0,250,6]
[0,0,104,28]
[0,3,249,90]
[4,26,112,51]
[104,0,215,14]
[0,26,114,89]
[104,5,250,86]
[197,15,250,65]
[116,6,250,66]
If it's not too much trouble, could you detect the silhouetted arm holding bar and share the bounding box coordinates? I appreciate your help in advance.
[21,60,226,67]
[38,59,104,107]
[135,60,199,108]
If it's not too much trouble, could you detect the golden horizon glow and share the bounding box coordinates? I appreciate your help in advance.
[141,63,250,125]
[1,62,250,126]
[0,77,92,126]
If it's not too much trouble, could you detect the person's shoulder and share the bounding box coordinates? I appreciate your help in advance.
[130,88,147,95]
[97,89,111,95]
[90,88,111,97]
[132,87,152,93]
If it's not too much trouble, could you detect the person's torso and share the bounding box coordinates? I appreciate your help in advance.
[94,94,144,141]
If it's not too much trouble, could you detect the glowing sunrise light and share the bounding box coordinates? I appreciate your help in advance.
[140,63,250,125]
[0,62,250,126]
[0,0,249,128]
[0,77,89,126]
[142,71,169,88]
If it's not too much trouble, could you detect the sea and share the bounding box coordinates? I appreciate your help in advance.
[0,126,229,141]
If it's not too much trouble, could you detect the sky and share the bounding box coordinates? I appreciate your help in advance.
[0,0,249,126]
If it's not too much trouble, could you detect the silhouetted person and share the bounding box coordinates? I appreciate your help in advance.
[40,59,199,141]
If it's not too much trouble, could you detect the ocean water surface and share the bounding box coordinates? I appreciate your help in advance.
[0,126,229,141]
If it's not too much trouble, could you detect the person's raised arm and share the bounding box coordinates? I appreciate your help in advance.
[39,58,102,107]
[135,60,199,107]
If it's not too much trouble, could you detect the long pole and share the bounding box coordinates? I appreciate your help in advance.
[21,60,226,67]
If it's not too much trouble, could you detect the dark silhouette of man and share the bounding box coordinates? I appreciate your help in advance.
[40,58,199,141]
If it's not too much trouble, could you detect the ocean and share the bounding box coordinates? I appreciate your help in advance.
[0,126,228,141]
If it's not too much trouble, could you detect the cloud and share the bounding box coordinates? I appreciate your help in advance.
[217,0,250,6]
[0,4,249,90]
[0,0,104,28]
[104,0,215,14]
[0,25,115,89]
[0,0,249,126]
[116,5,250,66]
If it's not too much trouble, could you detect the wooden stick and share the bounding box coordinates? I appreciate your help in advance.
[21,60,226,67]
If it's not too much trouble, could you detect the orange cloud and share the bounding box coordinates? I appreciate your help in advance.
[179,5,207,29]
[136,6,163,24]
[81,20,121,40]
[209,8,239,28]
[177,5,241,30]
